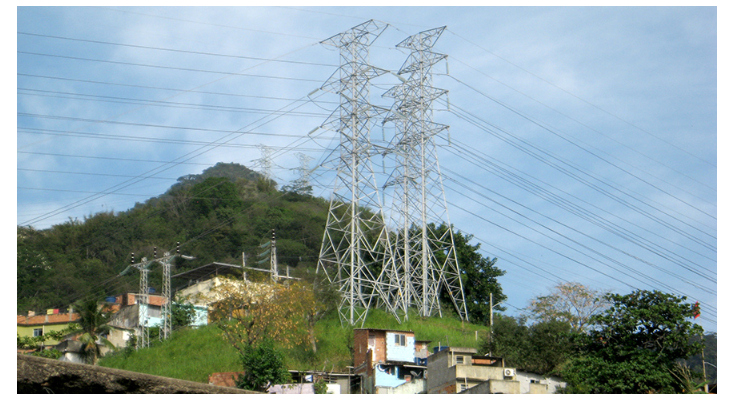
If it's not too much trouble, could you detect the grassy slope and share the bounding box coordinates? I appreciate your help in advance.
[100,308,490,384]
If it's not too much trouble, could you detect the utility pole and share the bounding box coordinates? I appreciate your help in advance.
[488,292,501,356]
[270,229,278,281]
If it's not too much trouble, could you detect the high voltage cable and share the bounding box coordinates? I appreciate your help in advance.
[440,137,717,271]
[18,51,324,84]
[442,170,716,294]
[445,102,717,252]
[18,31,338,68]
[17,151,213,166]
[17,88,334,117]
[446,197,717,319]
[18,73,339,105]
[444,28,717,170]
[19,85,321,227]
[18,113,323,136]
[443,75,717,216]
[441,137,717,275]
[18,127,329,151]
[444,180,713,297]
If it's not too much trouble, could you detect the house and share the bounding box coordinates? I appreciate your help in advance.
[17,310,80,348]
[426,347,520,394]
[514,369,567,394]
[353,328,429,394]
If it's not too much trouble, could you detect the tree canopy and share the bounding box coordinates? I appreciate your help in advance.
[561,289,705,394]
[527,282,609,333]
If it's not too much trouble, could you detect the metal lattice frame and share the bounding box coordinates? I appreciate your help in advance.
[316,20,400,326]
[382,27,468,321]
[160,252,172,340]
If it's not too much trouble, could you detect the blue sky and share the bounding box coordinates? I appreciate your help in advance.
[15,6,718,331]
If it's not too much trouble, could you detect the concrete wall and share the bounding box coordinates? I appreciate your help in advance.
[17,354,257,393]
[515,371,566,394]
[376,378,426,394]
[462,380,521,394]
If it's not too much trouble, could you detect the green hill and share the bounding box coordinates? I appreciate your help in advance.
[99,308,490,383]
[17,162,329,314]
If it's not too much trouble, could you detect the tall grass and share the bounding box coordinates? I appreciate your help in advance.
[100,308,490,383]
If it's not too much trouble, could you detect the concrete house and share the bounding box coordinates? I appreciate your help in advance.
[427,347,520,394]
[515,370,567,394]
[17,310,80,348]
[353,328,430,394]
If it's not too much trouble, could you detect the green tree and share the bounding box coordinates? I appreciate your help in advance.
[73,298,116,365]
[528,282,609,333]
[561,290,704,394]
[487,315,574,375]
[434,225,506,325]
[235,339,291,392]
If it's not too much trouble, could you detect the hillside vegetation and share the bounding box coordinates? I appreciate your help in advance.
[18,163,329,314]
[100,308,490,383]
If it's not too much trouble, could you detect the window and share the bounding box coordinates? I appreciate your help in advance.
[459,383,468,392]
[394,334,406,346]
[456,355,464,365]
[33,328,43,337]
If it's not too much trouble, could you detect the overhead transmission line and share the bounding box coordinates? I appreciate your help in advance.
[18,31,338,68]
[444,28,717,170]
[18,73,339,105]
[439,136,716,270]
[444,101,716,252]
[443,74,717,217]
[18,51,325,84]
[440,139,716,282]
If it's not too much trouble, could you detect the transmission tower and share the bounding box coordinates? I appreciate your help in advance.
[253,144,277,184]
[122,243,193,347]
[291,152,314,194]
[126,252,151,349]
[382,27,469,321]
[316,20,400,326]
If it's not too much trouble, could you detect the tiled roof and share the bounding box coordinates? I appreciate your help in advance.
[17,312,80,326]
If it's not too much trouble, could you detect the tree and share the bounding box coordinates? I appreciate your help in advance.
[73,298,116,365]
[432,225,506,325]
[206,278,309,353]
[486,315,574,375]
[171,300,196,329]
[561,290,705,393]
[235,339,291,392]
[289,272,339,354]
[528,282,609,333]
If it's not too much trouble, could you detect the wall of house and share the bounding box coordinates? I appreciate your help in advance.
[373,364,406,389]
[375,378,426,394]
[461,379,521,394]
[456,365,506,382]
[385,332,415,363]
[17,322,75,347]
[515,371,566,394]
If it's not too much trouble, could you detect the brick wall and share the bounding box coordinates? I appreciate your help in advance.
[208,371,244,388]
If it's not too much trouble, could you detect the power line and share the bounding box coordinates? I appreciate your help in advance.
[18,31,338,68]
[18,50,324,84]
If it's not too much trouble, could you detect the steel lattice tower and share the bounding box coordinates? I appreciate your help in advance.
[316,20,400,326]
[382,27,468,321]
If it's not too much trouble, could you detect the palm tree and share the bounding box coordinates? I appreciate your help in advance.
[73,298,115,365]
